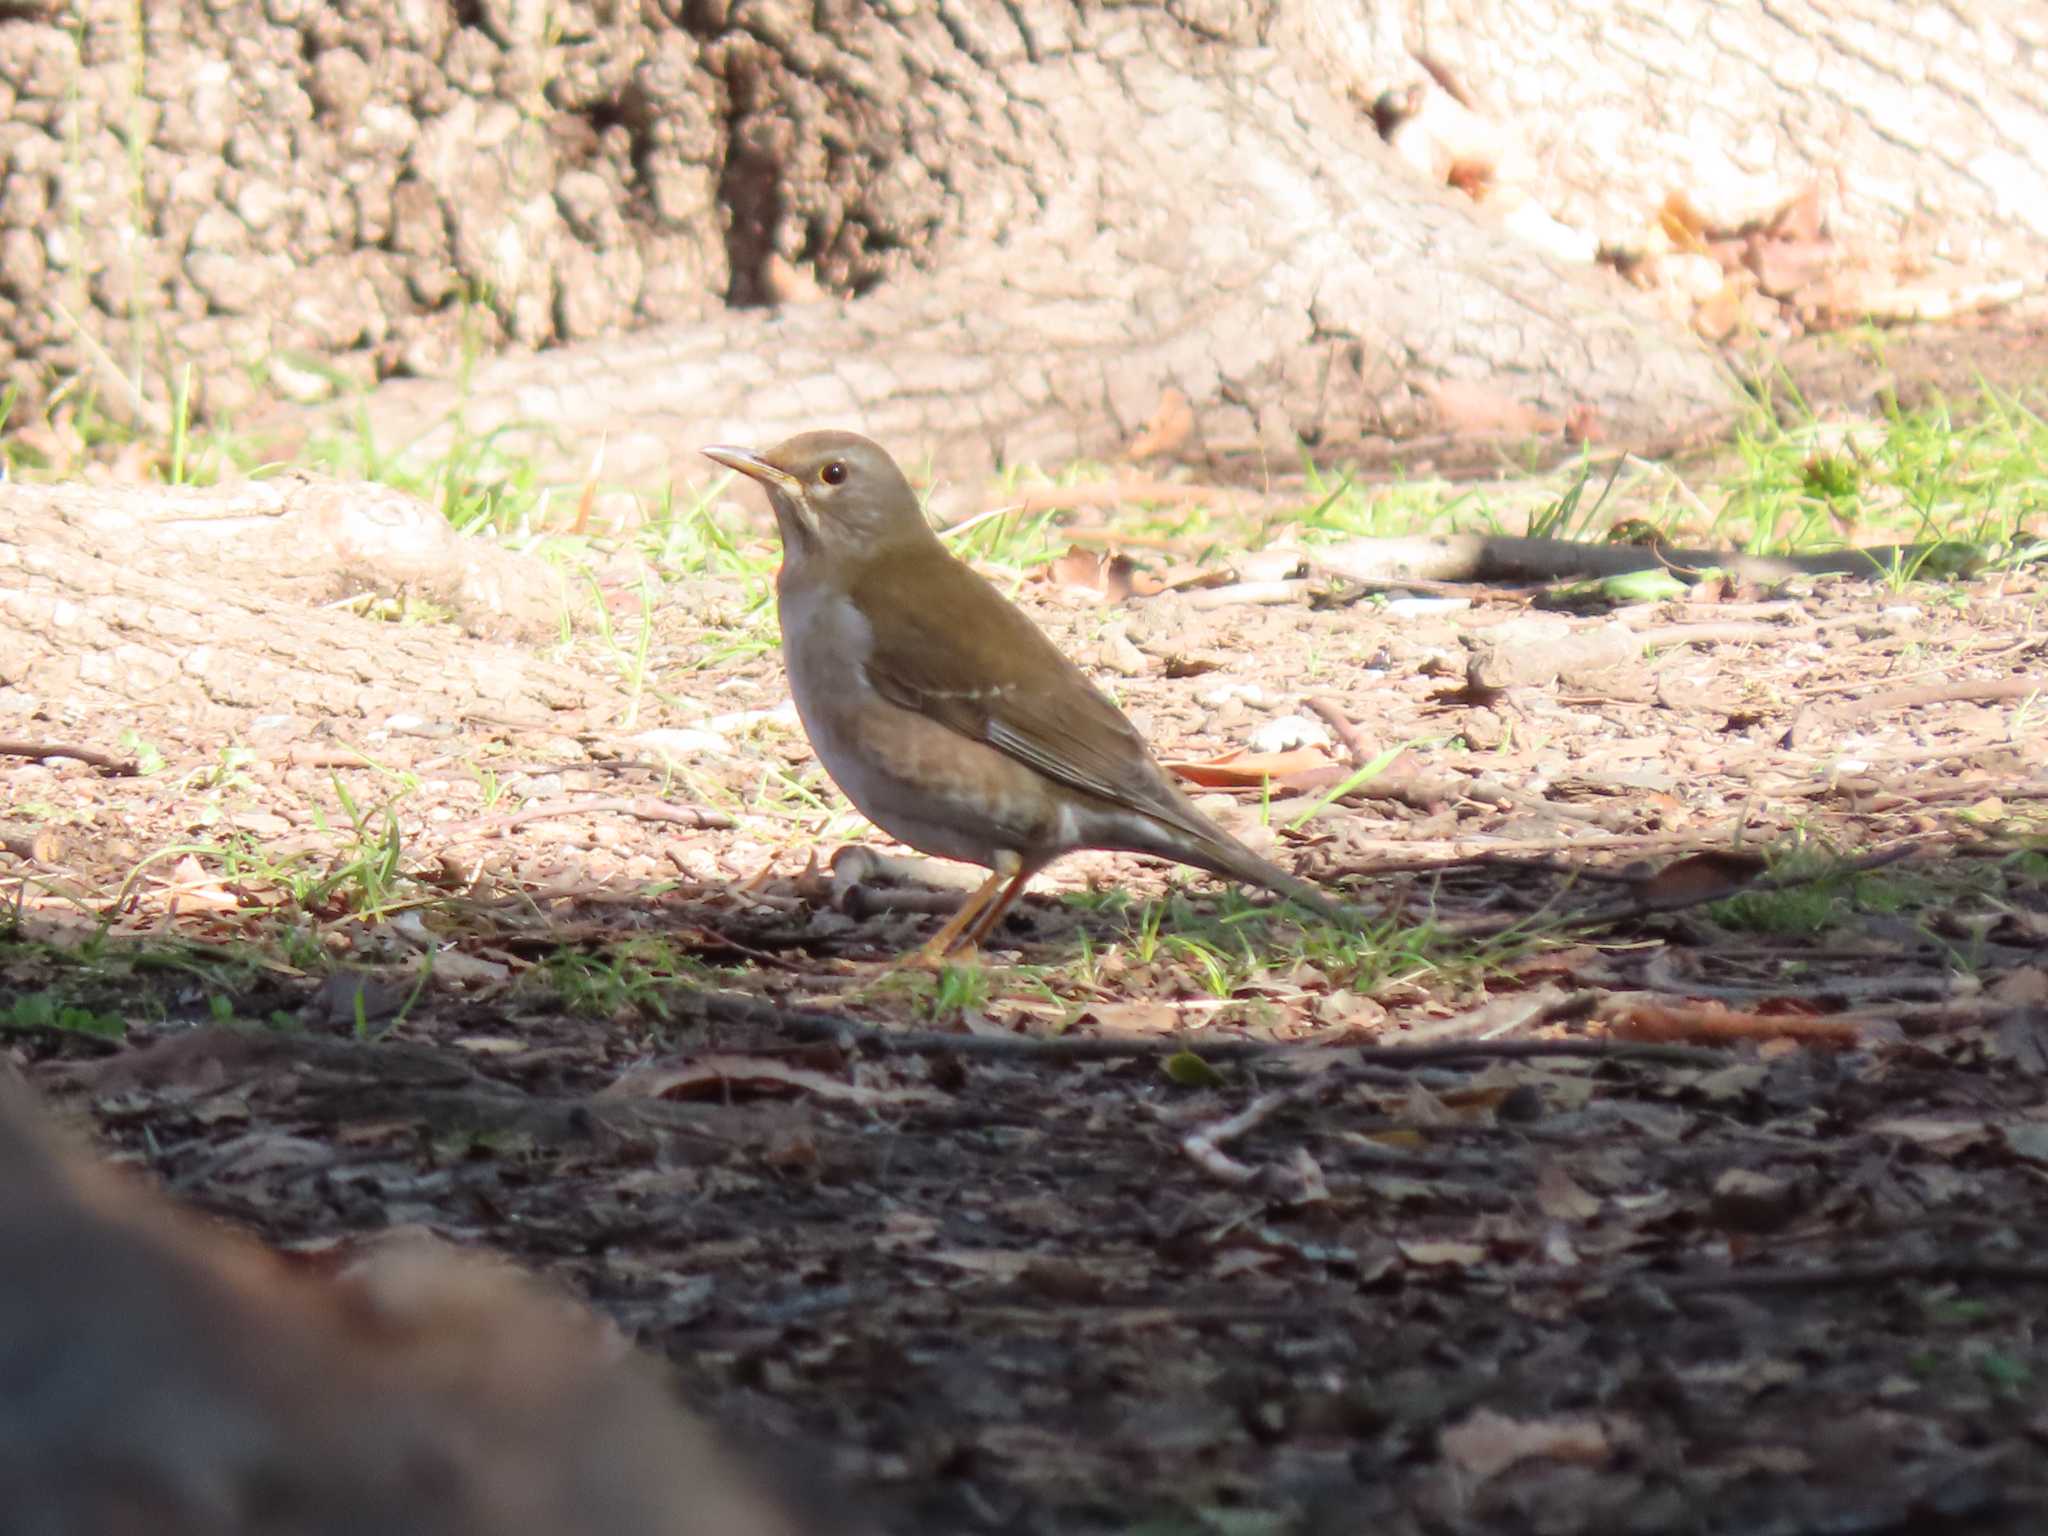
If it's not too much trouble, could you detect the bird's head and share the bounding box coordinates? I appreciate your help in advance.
[702,431,930,563]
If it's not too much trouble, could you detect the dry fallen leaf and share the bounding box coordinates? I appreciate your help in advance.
[1533,1161,1602,1222]
[1040,546,1160,601]
[1639,850,1768,906]
[1398,1239,1486,1268]
[1082,1001,1184,1036]
[1125,386,1194,459]
[1441,1407,1618,1480]
[1163,746,1345,790]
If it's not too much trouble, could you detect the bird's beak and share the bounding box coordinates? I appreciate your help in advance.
[702,444,801,493]
[702,444,817,554]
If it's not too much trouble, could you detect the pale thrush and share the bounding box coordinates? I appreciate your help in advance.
[702,431,1346,960]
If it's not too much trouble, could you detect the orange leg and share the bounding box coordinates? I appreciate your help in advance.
[909,852,1026,967]
[910,865,1009,967]
[960,862,1034,950]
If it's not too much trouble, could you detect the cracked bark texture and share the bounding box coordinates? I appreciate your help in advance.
[2,1,2040,482]
[1346,0,2048,260]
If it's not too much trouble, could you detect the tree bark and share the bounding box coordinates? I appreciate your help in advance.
[8,2,2039,483]
[328,0,1743,486]
[315,0,2046,486]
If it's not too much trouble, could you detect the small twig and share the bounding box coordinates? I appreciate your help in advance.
[1628,620,1819,647]
[1659,1260,2048,1295]
[1797,638,2037,698]
[1180,1089,1329,1202]
[1309,572,1481,604]
[0,828,66,865]
[0,740,140,774]
[1353,1038,1731,1070]
[1846,676,2045,716]
[467,796,734,838]
[1181,1091,1291,1185]
[1305,696,1373,766]
[1184,579,1312,609]
[283,747,387,769]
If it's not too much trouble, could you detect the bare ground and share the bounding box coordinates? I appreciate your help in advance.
[4,476,2047,1532]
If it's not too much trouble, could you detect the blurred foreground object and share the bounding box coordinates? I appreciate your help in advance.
[0,1074,827,1536]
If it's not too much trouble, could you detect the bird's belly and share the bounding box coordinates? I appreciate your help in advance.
[780,591,1062,868]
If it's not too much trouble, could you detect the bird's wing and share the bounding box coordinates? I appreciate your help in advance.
[852,554,1211,835]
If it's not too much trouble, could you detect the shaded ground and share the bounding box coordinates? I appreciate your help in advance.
[4,472,2047,1531]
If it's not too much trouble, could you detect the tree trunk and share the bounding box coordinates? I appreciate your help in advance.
[328,0,1740,485]
[5,2,2036,484]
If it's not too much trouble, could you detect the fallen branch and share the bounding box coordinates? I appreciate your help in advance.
[1352,1038,1730,1070]
[1308,533,1977,588]
[1605,999,1873,1049]
[0,738,139,774]
[467,796,734,838]
[1846,676,2045,716]
[1660,1259,2048,1294]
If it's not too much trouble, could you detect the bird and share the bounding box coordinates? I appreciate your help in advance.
[701,430,1349,963]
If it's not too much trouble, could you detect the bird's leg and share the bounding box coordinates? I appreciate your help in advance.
[959,861,1034,951]
[909,852,1020,966]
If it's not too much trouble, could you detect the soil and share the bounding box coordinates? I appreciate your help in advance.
[4,477,2048,1532]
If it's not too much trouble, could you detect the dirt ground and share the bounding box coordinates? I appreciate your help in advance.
[5,401,2048,1530]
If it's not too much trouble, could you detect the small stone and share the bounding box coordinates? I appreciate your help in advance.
[0,227,45,293]
[1709,1168,1803,1233]
[1247,714,1331,754]
[234,178,291,233]
[310,48,374,121]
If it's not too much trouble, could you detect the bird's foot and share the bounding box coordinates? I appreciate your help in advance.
[905,936,980,970]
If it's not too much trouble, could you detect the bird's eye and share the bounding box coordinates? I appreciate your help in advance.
[820,461,848,486]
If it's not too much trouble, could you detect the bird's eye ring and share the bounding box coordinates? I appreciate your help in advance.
[820,461,848,486]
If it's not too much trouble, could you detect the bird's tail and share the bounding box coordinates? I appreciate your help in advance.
[1161,823,1356,928]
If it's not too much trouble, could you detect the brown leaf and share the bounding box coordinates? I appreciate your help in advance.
[1710,1168,1804,1232]
[1607,999,1871,1048]
[1769,181,1828,243]
[1398,1239,1486,1269]
[1638,850,1767,906]
[1441,1408,1616,1480]
[1080,1001,1183,1036]
[1534,1161,1601,1222]
[1991,969,2048,1006]
[1163,746,1344,789]
[1747,234,1835,298]
[1125,387,1193,460]
[1864,1114,1993,1156]
[1991,1009,2048,1075]
[1042,546,1157,601]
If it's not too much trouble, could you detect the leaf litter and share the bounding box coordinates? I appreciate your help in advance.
[2,524,2047,1532]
